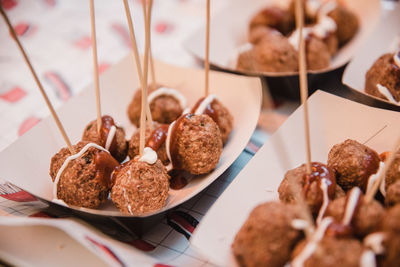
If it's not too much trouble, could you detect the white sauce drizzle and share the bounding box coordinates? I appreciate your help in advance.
[194,94,218,115]
[380,176,386,197]
[291,219,310,230]
[138,147,158,165]
[165,120,176,165]
[316,178,330,225]
[122,188,133,215]
[105,125,116,151]
[394,51,400,68]
[342,187,362,226]
[376,84,400,105]
[312,16,337,39]
[53,143,109,198]
[148,87,187,109]
[360,250,377,267]
[366,161,385,195]
[291,217,333,267]
[364,232,386,255]
[288,28,313,51]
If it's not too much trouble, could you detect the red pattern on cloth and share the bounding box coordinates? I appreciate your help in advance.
[0,86,26,103]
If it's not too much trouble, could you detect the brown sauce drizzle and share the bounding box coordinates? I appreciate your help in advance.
[146,124,169,151]
[302,162,336,203]
[169,114,193,170]
[191,97,220,124]
[99,115,118,156]
[360,152,380,192]
[94,150,119,188]
[169,169,190,190]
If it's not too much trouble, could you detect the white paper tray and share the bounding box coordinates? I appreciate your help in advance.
[183,0,381,77]
[0,55,262,218]
[343,3,400,107]
[190,90,400,266]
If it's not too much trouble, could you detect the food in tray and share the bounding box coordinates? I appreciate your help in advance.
[232,139,400,266]
[50,90,233,213]
[365,51,400,105]
[82,115,128,163]
[236,0,359,73]
[127,84,188,126]
[110,148,170,215]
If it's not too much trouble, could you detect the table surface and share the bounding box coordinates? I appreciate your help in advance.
[0,0,397,266]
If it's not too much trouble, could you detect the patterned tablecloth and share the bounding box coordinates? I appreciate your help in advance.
[0,0,280,266]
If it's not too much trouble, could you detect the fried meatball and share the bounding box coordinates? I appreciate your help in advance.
[50,141,119,208]
[385,180,400,207]
[382,204,400,233]
[327,139,380,191]
[168,114,222,175]
[191,96,233,145]
[237,32,298,73]
[82,115,128,162]
[127,84,185,126]
[365,53,400,103]
[110,158,169,215]
[232,202,302,267]
[248,26,276,44]
[305,35,331,70]
[128,123,169,165]
[327,5,359,46]
[382,234,400,267]
[384,150,400,191]
[249,6,295,35]
[291,237,363,267]
[325,194,384,237]
[278,162,336,215]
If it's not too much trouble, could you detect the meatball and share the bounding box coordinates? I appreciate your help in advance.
[127,84,185,126]
[384,150,400,190]
[325,192,384,237]
[167,114,222,175]
[365,53,400,104]
[385,180,400,207]
[327,139,380,191]
[191,95,233,144]
[292,236,363,267]
[278,162,336,216]
[305,35,331,71]
[232,202,302,267]
[248,26,277,44]
[50,141,119,208]
[128,123,169,165]
[382,204,400,233]
[110,158,169,215]
[327,4,359,46]
[237,31,298,73]
[82,115,128,162]
[249,6,295,35]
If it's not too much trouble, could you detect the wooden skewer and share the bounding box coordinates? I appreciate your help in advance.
[89,0,102,135]
[365,136,400,203]
[0,6,74,154]
[139,0,153,156]
[295,0,312,175]
[141,0,156,85]
[122,0,153,130]
[204,0,210,97]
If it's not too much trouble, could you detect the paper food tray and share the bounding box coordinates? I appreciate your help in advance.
[183,0,381,77]
[343,3,400,107]
[0,55,262,219]
[190,90,400,266]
